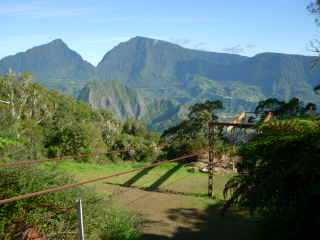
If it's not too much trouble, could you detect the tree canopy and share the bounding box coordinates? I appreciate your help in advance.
[255,97,316,119]
[161,100,223,158]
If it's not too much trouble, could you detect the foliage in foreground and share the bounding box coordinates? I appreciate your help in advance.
[223,119,320,239]
[0,167,142,240]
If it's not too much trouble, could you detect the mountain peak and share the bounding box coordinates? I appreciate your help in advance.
[130,36,156,41]
[0,38,95,95]
[127,36,174,46]
[47,38,68,48]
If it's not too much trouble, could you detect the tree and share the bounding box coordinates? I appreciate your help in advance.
[163,100,223,139]
[308,0,320,25]
[0,72,32,122]
[0,72,57,127]
[255,98,285,115]
[122,118,147,137]
[308,1,320,92]
[303,102,317,115]
[161,100,223,157]
[255,97,314,119]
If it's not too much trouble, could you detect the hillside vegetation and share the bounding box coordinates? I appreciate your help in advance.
[0,72,159,163]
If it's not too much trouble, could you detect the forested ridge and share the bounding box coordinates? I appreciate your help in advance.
[1,35,319,131]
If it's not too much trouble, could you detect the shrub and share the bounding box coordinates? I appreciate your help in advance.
[0,167,142,240]
[45,122,106,161]
[100,208,142,240]
[223,119,320,239]
[111,134,158,162]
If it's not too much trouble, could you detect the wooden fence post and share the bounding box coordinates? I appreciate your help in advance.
[208,122,214,198]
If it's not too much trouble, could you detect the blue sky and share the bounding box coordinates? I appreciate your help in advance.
[0,0,318,65]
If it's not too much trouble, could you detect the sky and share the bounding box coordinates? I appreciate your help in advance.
[0,0,319,65]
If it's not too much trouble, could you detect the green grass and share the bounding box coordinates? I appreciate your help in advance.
[43,160,233,201]
[41,160,258,239]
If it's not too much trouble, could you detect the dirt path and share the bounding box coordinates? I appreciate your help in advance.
[104,181,256,240]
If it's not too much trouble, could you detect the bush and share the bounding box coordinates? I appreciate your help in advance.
[111,134,158,162]
[100,208,142,240]
[223,119,320,239]
[45,122,106,161]
[0,167,142,240]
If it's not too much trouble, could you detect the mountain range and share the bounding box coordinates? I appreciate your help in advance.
[0,37,319,130]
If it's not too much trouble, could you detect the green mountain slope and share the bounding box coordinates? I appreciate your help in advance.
[78,80,146,120]
[78,77,266,131]
[97,37,320,104]
[0,37,319,131]
[0,39,95,95]
[78,80,188,131]
[97,36,248,88]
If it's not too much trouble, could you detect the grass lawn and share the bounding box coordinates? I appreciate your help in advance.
[42,160,232,200]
